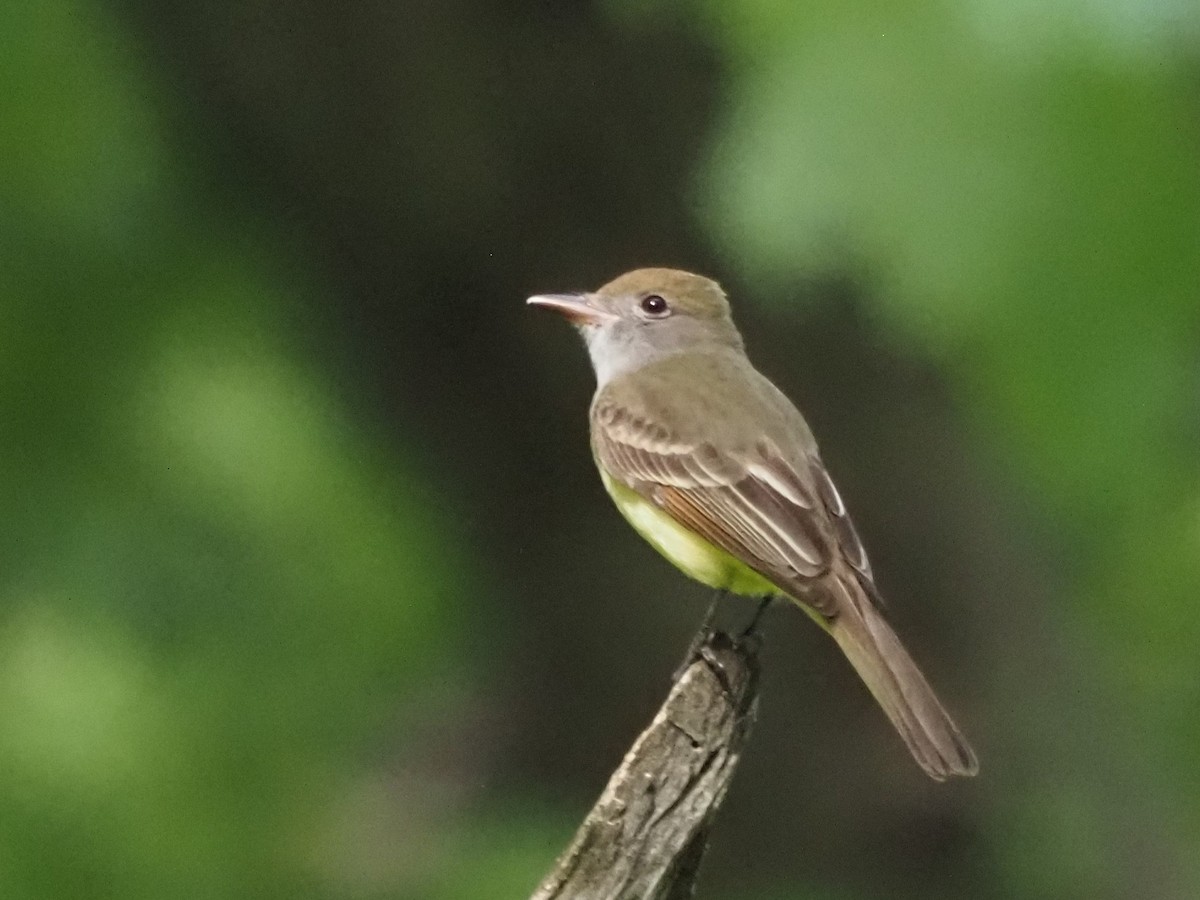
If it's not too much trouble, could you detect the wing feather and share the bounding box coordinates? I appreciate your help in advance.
[592,401,848,614]
[812,459,877,594]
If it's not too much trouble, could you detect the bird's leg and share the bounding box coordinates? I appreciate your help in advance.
[699,588,725,634]
[738,594,774,643]
[673,589,728,682]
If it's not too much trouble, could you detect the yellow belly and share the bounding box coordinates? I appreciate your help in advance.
[600,469,780,597]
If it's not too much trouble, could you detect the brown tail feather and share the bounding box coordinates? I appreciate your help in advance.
[828,595,978,780]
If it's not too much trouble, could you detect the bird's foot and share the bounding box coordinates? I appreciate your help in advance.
[672,589,727,682]
[695,639,736,696]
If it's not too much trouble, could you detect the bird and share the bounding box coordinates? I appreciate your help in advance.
[527,267,978,780]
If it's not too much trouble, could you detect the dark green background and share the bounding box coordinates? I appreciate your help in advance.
[2,1,1197,897]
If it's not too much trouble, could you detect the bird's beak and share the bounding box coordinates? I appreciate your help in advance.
[526,292,616,326]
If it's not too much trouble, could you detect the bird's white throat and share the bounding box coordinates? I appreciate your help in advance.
[581,319,745,388]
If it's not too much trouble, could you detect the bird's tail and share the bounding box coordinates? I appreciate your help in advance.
[828,590,978,780]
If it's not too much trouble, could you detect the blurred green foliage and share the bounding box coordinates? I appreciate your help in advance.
[2,0,1198,897]
[1,1,486,896]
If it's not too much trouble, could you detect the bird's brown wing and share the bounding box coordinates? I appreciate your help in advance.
[592,398,876,617]
[591,395,978,779]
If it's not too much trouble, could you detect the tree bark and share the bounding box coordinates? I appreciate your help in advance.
[531,630,761,900]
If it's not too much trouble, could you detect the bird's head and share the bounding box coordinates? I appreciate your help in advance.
[527,267,744,384]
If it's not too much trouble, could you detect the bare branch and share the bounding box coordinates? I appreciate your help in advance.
[531,630,761,900]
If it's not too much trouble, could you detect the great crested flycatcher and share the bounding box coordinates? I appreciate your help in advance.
[528,267,978,780]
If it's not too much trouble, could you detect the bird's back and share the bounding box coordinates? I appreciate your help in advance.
[591,350,816,457]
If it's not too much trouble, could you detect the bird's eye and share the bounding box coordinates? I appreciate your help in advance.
[640,294,670,317]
